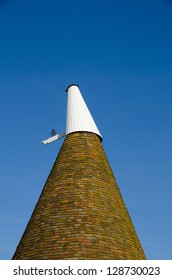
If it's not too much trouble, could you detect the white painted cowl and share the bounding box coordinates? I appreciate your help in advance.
[66,84,102,140]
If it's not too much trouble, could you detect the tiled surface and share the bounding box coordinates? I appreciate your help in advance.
[12,132,146,260]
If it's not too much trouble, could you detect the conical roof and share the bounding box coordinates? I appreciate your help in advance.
[12,85,146,260]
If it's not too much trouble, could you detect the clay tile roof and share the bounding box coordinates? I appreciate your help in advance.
[12,85,146,260]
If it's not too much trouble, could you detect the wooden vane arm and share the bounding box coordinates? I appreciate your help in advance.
[42,132,66,145]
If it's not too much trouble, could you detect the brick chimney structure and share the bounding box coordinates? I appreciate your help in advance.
[12,85,146,260]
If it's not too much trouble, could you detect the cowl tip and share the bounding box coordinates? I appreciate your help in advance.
[65,84,79,92]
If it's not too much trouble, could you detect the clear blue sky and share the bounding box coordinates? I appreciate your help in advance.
[0,0,172,260]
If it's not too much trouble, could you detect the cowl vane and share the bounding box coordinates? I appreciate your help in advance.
[42,84,102,144]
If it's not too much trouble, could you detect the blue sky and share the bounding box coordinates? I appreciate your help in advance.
[0,0,172,260]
